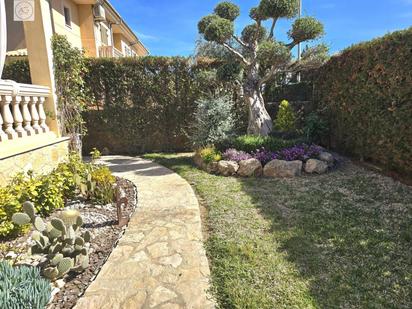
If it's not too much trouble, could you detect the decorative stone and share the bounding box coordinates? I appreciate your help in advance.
[193,153,205,169]
[305,159,328,174]
[149,286,177,308]
[159,254,183,268]
[217,160,239,176]
[206,162,219,174]
[319,152,334,167]
[238,159,263,177]
[263,160,302,178]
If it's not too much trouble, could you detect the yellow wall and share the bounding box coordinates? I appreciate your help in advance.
[0,139,69,187]
[51,0,83,49]
[78,4,97,57]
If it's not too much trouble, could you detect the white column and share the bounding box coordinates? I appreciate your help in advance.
[29,96,41,134]
[21,96,35,135]
[1,95,17,139]
[37,96,49,132]
[12,96,26,137]
[0,0,6,78]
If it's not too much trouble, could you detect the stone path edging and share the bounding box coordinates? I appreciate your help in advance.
[74,156,214,309]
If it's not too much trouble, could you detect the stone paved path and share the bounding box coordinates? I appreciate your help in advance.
[75,156,214,309]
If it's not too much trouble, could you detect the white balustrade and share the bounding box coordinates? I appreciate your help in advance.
[0,80,51,142]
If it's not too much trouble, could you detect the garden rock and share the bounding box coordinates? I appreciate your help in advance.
[218,160,239,176]
[193,153,205,169]
[238,159,263,177]
[263,160,302,178]
[319,152,334,167]
[305,159,328,174]
[206,162,219,174]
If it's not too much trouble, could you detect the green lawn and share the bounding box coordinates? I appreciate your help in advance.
[143,153,412,309]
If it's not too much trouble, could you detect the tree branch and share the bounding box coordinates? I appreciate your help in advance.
[259,65,278,87]
[223,43,250,65]
[269,18,278,39]
[232,35,249,49]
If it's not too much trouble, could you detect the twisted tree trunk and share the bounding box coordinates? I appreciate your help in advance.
[243,64,273,136]
[244,88,272,136]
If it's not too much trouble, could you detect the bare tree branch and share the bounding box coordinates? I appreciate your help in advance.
[269,18,278,39]
[222,43,250,65]
[259,65,278,87]
[232,35,249,49]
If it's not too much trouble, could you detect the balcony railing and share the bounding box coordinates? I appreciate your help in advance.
[0,80,50,142]
[99,45,124,58]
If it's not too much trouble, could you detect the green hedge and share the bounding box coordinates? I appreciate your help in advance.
[314,27,412,175]
[2,60,31,84]
[83,57,244,154]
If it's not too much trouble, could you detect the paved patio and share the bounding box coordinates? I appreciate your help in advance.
[75,156,214,309]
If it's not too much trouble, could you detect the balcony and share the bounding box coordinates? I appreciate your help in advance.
[99,45,124,58]
[0,80,62,159]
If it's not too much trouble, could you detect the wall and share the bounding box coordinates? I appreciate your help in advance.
[78,4,97,57]
[52,0,82,49]
[0,138,69,186]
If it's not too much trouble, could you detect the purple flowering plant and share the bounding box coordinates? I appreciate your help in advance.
[277,144,323,161]
[222,144,323,165]
[222,148,252,162]
[251,148,277,165]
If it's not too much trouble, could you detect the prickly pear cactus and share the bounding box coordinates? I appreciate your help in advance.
[12,201,92,280]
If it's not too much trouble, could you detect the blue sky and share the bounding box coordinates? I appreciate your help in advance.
[110,0,412,56]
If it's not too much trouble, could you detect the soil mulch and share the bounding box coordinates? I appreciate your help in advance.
[0,177,138,309]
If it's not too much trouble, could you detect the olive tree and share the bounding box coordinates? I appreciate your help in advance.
[198,0,326,136]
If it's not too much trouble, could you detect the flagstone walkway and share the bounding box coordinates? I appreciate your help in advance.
[75,156,214,309]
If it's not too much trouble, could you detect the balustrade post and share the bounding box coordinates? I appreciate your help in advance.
[0,105,7,141]
[29,96,41,134]
[1,95,18,139]
[12,96,26,137]
[38,96,49,133]
[21,96,35,136]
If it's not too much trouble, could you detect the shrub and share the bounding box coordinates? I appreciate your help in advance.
[0,261,51,308]
[314,27,412,176]
[303,112,329,143]
[2,60,31,84]
[222,149,252,162]
[91,166,116,204]
[0,153,116,239]
[199,147,222,164]
[217,135,300,153]
[274,100,297,132]
[191,95,236,147]
[0,188,24,238]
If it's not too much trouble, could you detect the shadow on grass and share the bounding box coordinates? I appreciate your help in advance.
[237,166,412,308]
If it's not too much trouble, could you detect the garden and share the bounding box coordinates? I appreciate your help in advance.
[1,0,411,308]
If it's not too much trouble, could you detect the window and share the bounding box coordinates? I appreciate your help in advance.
[100,25,109,45]
[64,7,71,27]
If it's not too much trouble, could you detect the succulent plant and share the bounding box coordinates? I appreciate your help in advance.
[12,201,91,281]
[0,261,51,308]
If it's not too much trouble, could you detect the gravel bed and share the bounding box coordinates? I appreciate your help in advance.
[0,177,138,309]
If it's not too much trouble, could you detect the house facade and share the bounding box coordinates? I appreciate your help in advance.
[6,0,148,61]
[0,0,147,186]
